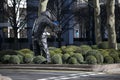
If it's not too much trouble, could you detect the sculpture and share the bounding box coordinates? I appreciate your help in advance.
[32,11,59,63]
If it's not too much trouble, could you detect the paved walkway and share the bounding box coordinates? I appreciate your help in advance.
[0,64,120,74]
[0,69,118,80]
[0,64,120,80]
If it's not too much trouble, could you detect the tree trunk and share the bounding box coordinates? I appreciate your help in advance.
[13,27,18,49]
[106,0,117,50]
[93,0,102,45]
[38,0,49,17]
[13,0,19,50]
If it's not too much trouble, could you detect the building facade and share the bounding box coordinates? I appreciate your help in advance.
[0,0,28,49]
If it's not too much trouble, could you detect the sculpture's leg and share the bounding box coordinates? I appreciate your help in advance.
[41,34,51,63]
[43,47,51,63]
[32,39,40,56]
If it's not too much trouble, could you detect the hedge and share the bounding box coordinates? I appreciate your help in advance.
[86,50,104,64]
[33,56,46,64]
[68,57,79,64]
[9,55,20,64]
[0,45,120,64]
[62,53,70,64]
[85,55,97,64]
[72,53,84,64]
[24,54,34,63]
[1,55,11,63]
[51,54,62,64]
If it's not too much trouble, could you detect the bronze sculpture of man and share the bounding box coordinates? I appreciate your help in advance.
[32,11,58,63]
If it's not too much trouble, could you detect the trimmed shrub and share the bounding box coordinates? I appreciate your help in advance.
[51,54,62,64]
[98,42,109,49]
[49,50,56,57]
[72,53,84,64]
[104,56,114,64]
[62,47,73,54]
[61,46,75,56]
[33,56,46,64]
[98,49,109,58]
[19,49,34,56]
[68,52,74,56]
[67,45,78,51]
[24,54,34,63]
[117,43,120,50]
[95,53,104,64]
[108,49,120,63]
[117,51,120,58]
[1,55,11,63]
[0,50,19,61]
[79,45,92,55]
[86,50,96,56]
[49,47,56,50]
[9,55,20,64]
[91,45,98,49]
[61,46,66,51]
[62,53,70,64]
[16,51,25,56]
[85,55,97,64]
[49,49,63,58]
[114,57,120,63]
[74,47,82,53]
[86,50,104,64]
[17,54,24,64]
[53,48,62,54]
[68,57,78,64]
[61,46,77,54]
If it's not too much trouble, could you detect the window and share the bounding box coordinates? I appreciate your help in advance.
[17,28,27,38]
[8,27,14,38]
[3,27,27,38]
[74,24,80,38]
[74,29,79,38]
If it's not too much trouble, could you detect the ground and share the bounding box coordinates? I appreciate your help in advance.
[0,69,120,80]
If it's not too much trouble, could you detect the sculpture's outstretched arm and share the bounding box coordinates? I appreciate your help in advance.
[45,16,59,31]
